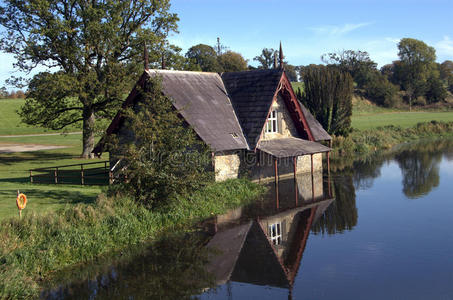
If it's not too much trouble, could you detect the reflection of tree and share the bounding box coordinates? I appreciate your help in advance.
[395,148,441,199]
[41,234,214,300]
[352,157,385,190]
[311,176,358,235]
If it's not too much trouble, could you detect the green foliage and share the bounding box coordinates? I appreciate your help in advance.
[253,48,276,69]
[394,38,447,106]
[185,44,222,72]
[0,0,179,157]
[298,65,353,136]
[0,179,265,298]
[363,71,401,107]
[284,64,298,82]
[109,77,212,208]
[322,50,378,88]
[440,60,453,92]
[217,51,248,72]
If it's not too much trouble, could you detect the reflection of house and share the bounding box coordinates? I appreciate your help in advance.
[206,173,334,293]
[93,48,331,181]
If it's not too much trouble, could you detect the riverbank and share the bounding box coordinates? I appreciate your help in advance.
[0,178,266,299]
[331,121,453,170]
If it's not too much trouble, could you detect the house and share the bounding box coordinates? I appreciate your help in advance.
[205,173,334,294]
[93,60,332,182]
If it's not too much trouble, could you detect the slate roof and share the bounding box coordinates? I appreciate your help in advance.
[94,68,332,155]
[257,137,331,158]
[222,69,284,149]
[145,70,248,151]
[299,102,332,141]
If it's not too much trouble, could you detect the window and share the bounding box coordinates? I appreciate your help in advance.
[265,110,278,133]
[268,222,282,245]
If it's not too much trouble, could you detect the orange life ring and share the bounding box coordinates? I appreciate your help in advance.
[16,193,27,210]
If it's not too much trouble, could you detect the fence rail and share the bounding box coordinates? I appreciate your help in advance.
[29,161,111,185]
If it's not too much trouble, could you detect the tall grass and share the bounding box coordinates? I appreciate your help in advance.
[332,121,453,163]
[0,178,265,299]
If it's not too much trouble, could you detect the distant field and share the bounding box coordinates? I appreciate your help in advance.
[0,98,82,135]
[352,111,453,130]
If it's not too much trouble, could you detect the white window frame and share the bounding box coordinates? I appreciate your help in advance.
[265,109,278,133]
[268,222,282,245]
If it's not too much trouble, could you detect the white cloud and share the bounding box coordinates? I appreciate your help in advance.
[435,36,453,56]
[309,22,373,36]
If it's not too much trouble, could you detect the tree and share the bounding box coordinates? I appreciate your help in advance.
[394,38,445,108]
[217,51,248,72]
[0,0,178,158]
[298,65,353,136]
[253,48,276,69]
[284,64,298,82]
[322,50,377,88]
[110,77,212,208]
[185,44,222,72]
[440,60,453,92]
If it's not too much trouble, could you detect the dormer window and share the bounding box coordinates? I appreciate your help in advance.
[265,110,278,133]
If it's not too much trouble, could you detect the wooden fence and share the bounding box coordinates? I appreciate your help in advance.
[29,161,112,185]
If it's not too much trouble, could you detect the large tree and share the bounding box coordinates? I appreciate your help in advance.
[217,51,248,72]
[0,0,178,157]
[394,38,445,108]
[185,44,221,72]
[253,48,276,69]
[322,50,377,88]
[298,65,353,136]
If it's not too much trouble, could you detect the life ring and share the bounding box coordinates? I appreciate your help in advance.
[16,193,27,210]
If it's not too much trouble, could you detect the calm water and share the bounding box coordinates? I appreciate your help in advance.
[42,139,453,299]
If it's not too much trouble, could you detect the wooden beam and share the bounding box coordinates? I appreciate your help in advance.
[311,154,314,201]
[294,156,298,206]
[275,157,279,209]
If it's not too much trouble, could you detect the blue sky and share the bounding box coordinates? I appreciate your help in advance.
[1,0,453,89]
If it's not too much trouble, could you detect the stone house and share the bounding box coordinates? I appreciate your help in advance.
[93,66,331,182]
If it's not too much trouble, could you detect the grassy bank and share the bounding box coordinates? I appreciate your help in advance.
[0,178,265,299]
[331,121,453,166]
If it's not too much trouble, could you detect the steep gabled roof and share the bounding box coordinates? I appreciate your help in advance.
[222,69,283,149]
[146,70,248,151]
[299,102,332,141]
[94,70,248,154]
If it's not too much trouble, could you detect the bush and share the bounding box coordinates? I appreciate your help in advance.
[364,72,401,107]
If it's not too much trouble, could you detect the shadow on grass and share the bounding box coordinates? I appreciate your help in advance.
[0,151,76,166]
[0,186,98,206]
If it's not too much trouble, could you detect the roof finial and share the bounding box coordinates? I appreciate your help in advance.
[144,41,149,71]
[279,41,284,69]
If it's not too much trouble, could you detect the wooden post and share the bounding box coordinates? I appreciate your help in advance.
[104,161,108,171]
[54,167,58,184]
[30,170,33,183]
[293,156,298,206]
[311,154,314,201]
[109,171,113,185]
[81,164,84,185]
[274,157,279,209]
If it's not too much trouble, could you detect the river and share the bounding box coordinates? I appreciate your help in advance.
[42,139,453,300]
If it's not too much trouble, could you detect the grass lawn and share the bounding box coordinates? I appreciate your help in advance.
[352,111,453,130]
[0,134,106,221]
[0,98,81,135]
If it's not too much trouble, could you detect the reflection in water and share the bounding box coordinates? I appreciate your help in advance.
[203,171,338,298]
[41,234,215,300]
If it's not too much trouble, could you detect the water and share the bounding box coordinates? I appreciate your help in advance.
[42,139,453,299]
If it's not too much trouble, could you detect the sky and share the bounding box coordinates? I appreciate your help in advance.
[1,0,453,89]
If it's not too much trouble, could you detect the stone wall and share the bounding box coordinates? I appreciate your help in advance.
[262,95,299,140]
[214,151,241,181]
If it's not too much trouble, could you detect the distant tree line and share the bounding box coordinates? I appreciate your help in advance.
[0,87,25,99]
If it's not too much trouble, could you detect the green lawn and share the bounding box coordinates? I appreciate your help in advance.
[0,134,106,221]
[352,111,453,130]
[0,98,81,135]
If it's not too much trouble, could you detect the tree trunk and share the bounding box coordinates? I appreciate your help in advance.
[81,106,95,158]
